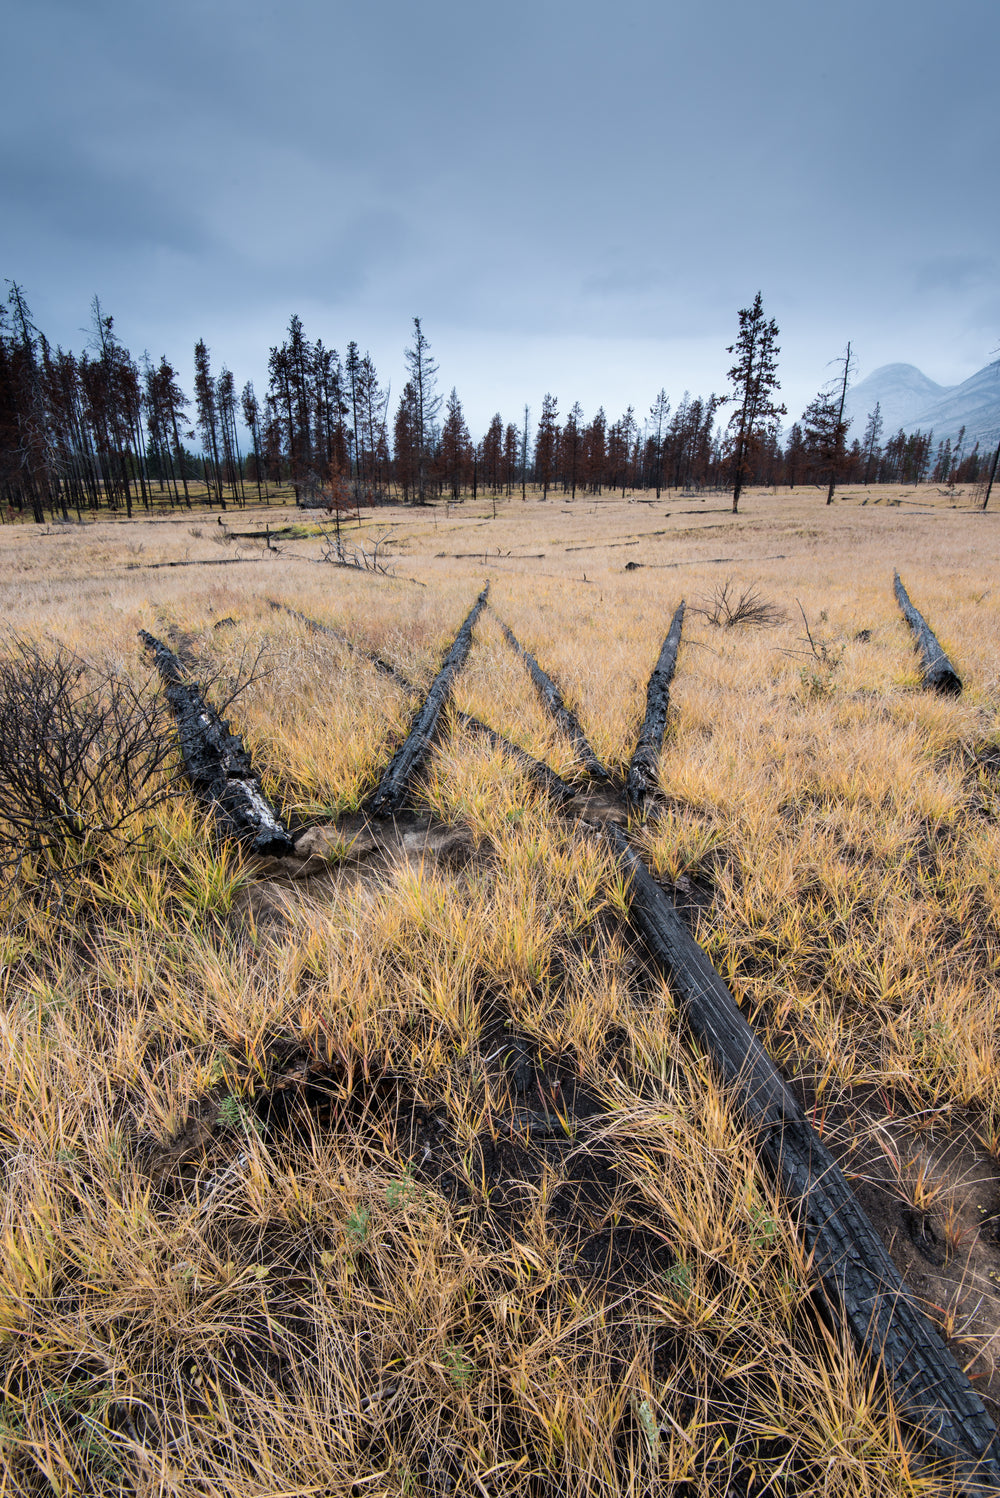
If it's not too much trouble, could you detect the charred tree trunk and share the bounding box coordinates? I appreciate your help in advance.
[271,599,576,806]
[139,631,294,856]
[604,823,1000,1494]
[270,601,417,696]
[893,572,962,695]
[457,712,575,803]
[625,601,684,812]
[364,587,489,819]
[495,617,608,779]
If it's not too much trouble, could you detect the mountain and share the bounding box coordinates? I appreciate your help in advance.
[840,360,1000,451]
[841,364,951,440]
[909,362,1000,450]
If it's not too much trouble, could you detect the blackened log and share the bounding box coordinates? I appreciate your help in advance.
[495,617,608,779]
[625,601,684,812]
[893,572,962,695]
[603,822,1000,1493]
[364,587,489,819]
[131,557,261,571]
[139,631,294,857]
[456,712,575,804]
[270,599,576,805]
[269,600,415,695]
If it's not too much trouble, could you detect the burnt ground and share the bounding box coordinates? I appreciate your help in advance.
[136,1017,795,1497]
[211,781,1000,1433]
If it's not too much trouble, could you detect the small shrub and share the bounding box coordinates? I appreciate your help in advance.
[442,1343,475,1390]
[345,1206,370,1248]
[216,1094,262,1136]
[0,637,176,889]
[691,579,786,629]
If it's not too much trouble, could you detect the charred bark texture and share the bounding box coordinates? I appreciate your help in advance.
[495,617,608,779]
[893,572,962,695]
[604,823,1000,1494]
[625,601,684,811]
[270,600,576,805]
[364,587,489,819]
[139,631,294,857]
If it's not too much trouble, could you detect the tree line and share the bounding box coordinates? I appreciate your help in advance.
[1,282,991,523]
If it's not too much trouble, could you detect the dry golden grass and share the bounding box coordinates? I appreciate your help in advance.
[0,483,998,1495]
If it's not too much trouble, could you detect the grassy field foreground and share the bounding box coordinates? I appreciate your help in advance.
[0,486,999,1496]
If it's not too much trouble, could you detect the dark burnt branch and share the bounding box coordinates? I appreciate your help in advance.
[139,631,294,857]
[364,587,489,819]
[495,616,608,779]
[604,822,1000,1494]
[270,600,415,695]
[625,601,684,812]
[270,599,575,805]
[454,711,575,803]
[893,572,962,695]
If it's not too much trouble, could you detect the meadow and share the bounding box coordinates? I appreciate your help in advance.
[0,481,998,1496]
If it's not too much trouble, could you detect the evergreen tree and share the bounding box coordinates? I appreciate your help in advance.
[534,393,559,499]
[482,413,503,495]
[241,380,266,501]
[440,387,471,500]
[393,381,419,503]
[861,402,883,485]
[801,386,848,499]
[403,318,441,504]
[560,401,583,497]
[193,339,224,507]
[582,408,606,493]
[783,423,806,488]
[802,340,850,503]
[648,388,670,497]
[503,421,519,497]
[725,292,786,513]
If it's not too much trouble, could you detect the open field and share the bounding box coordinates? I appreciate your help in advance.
[1,484,1000,1495]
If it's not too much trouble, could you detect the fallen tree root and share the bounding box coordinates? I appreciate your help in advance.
[139,631,294,857]
[893,572,962,694]
[269,600,575,804]
[625,601,684,812]
[365,586,490,819]
[495,616,608,779]
[604,822,1000,1493]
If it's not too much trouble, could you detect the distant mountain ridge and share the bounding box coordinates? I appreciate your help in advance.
[840,360,1000,450]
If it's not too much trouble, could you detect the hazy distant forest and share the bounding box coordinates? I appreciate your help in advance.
[0,283,990,524]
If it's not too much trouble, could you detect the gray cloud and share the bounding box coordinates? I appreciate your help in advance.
[3,0,998,435]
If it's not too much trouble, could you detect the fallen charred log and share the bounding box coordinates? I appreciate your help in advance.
[127,556,261,571]
[624,601,684,812]
[893,572,962,695]
[270,600,575,803]
[495,617,608,779]
[625,553,788,572]
[270,600,415,695]
[364,587,490,819]
[456,713,576,802]
[139,631,294,857]
[604,822,1000,1493]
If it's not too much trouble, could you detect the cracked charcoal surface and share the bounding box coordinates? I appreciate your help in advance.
[140,630,294,857]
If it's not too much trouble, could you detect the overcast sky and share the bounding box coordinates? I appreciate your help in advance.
[3,0,998,438]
